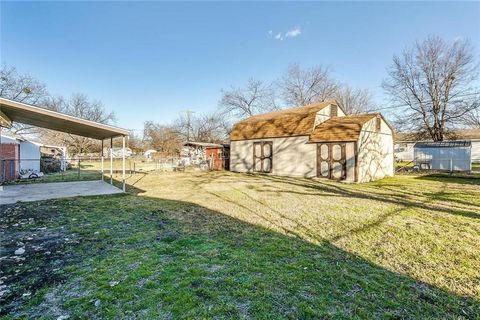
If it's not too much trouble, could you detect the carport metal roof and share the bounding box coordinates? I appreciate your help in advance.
[0,97,129,139]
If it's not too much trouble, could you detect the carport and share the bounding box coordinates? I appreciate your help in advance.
[0,97,130,198]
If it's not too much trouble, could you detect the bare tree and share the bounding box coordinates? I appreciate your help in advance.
[334,85,376,114]
[383,36,479,141]
[0,65,49,134]
[41,94,116,154]
[278,63,337,107]
[194,113,229,143]
[127,131,145,153]
[463,108,480,128]
[143,121,183,156]
[174,112,228,143]
[219,78,277,119]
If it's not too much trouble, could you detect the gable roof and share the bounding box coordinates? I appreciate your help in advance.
[309,114,379,142]
[230,102,335,141]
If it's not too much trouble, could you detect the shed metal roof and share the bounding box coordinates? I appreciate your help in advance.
[0,98,129,140]
[414,140,472,148]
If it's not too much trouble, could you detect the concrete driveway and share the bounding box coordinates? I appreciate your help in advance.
[0,180,123,205]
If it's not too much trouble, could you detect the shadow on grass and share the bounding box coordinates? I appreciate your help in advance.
[414,173,480,186]
[253,174,480,220]
[1,189,479,318]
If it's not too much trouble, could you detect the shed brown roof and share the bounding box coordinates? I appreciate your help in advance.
[309,114,379,142]
[455,129,480,140]
[230,102,334,141]
[395,129,480,142]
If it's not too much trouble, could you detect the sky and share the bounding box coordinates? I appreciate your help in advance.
[1,1,479,132]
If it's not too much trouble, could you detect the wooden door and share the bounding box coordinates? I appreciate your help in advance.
[317,143,347,180]
[253,141,272,173]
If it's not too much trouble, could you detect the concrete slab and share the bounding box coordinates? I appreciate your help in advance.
[0,180,123,205]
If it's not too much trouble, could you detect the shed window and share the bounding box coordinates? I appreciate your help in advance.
[330,105,338,117]
[253,141,273,173]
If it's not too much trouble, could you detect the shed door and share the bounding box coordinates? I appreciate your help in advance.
[317,143,347,180]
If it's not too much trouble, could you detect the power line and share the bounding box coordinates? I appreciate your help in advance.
[368,92,480,112]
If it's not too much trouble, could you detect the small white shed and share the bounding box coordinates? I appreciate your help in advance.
[413,141,472,171]
[19,140,42,172]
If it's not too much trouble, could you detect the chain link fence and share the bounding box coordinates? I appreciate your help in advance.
[0,155,230,184]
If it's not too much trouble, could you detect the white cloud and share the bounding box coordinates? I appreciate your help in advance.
[269,26,301,41]
[285,27,301,38]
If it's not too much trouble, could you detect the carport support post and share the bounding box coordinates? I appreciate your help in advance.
[101,140,104,181]
[122,135,126,192]
[110,137,113,185]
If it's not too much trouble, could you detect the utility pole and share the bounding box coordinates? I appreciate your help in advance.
[183,110,195,142]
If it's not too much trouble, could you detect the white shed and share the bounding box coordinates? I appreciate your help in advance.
[230,102,394,183]
[19,140,42,172]
[413,141,472,171]
[395,129,480,163]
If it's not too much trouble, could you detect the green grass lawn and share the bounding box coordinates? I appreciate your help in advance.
[1,172,479,318]
[473,162,480,171]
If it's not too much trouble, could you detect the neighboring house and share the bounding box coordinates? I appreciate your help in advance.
[144,149,157,161]
[0,134,20,181]
[0,133,67,181]
[101,147,133,158]
[111,147,133,158]
[230,101,394,183]
[395,129,480,163]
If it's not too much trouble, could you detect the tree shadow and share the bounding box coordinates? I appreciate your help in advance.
[415,173,480,186]
[2,192,479,318]
[255,174,480,220]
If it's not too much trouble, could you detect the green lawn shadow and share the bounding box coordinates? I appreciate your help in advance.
[414,173,480,186]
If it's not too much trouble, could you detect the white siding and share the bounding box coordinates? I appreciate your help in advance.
[230,137,357,181]
[19,141,41,172]
[314,104,346,126]
[357,118,394,183]
[395,140,480,162]
[471,140,480,162]
[230,136,317,178]
[394,142,415,161]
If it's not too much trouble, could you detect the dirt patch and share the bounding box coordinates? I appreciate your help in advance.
[0,203,82,316]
